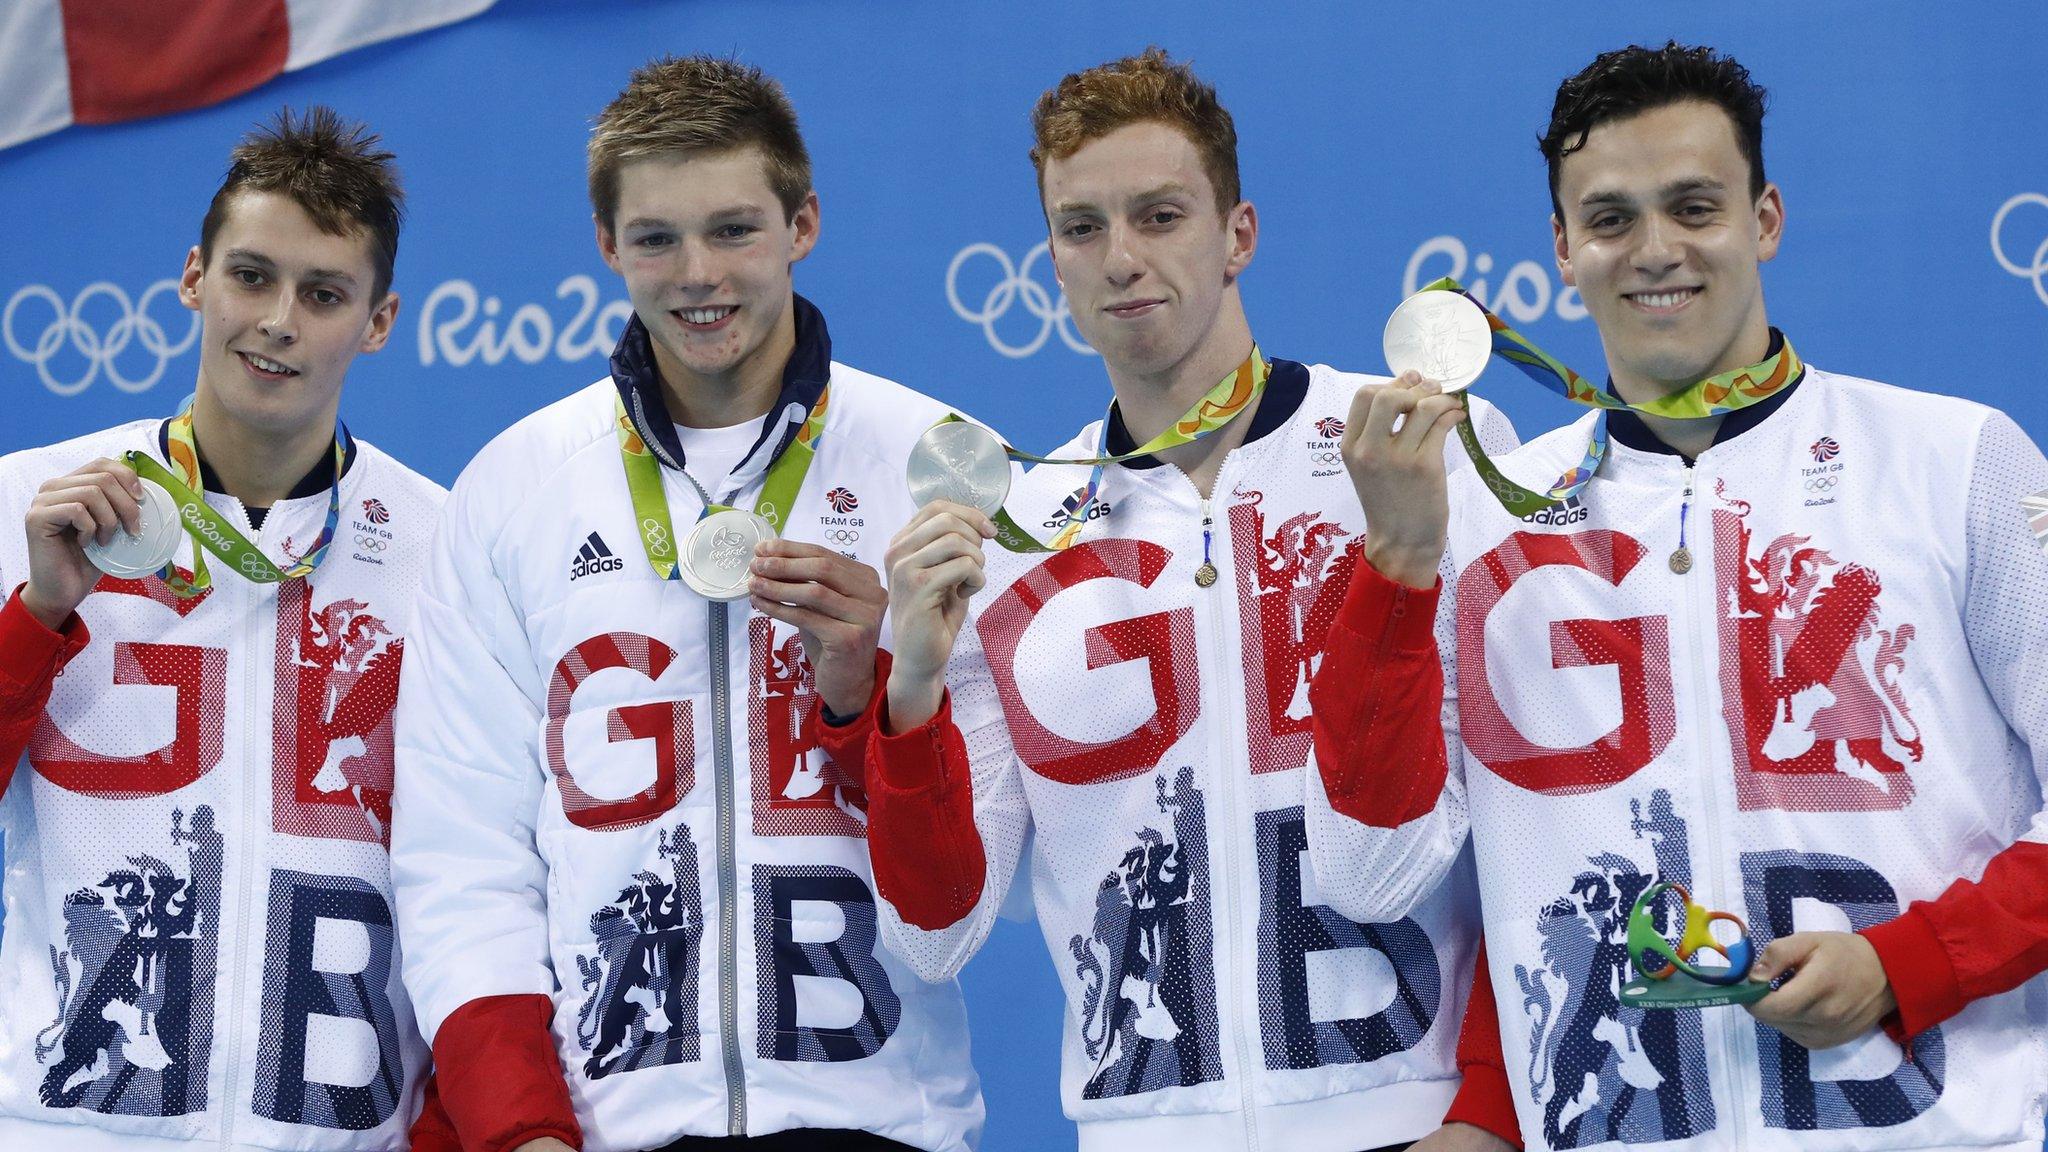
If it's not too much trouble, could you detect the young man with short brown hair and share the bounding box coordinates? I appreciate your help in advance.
[0,106,440,1150]
[1312,42,2048,1152]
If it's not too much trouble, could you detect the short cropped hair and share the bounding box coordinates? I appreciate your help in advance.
[198,106,404,301]
[1541,41,1770,219]
[1030,47,1240,215]
[588,55,813,228]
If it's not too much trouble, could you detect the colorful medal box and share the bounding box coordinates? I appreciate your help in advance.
[1620,881,1769,1008]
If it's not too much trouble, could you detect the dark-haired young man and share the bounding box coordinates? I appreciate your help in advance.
[392,56,982,1152]
[859,49,1518,1152]
[1309,42,2048,1152]
[0,108,439,1149]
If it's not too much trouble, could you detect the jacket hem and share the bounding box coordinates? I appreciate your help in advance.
[0,1113,405,1151]
[1075,1075,1456,1152]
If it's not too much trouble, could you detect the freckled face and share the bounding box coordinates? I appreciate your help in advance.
[1041,122,1251,378]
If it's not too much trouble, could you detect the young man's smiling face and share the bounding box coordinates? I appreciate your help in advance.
[1552,99,1784,396]
[1041,121,1254,381]
[181,189,397,436]
[599,146,818,400]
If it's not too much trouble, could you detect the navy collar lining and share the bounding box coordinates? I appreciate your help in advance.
[609,293,832,475]
[1101,357,1311,469]
[156,421,355,501]
[1603,329,1803,461]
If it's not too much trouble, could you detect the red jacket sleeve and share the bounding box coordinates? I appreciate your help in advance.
[864,691,985,932]
[0,585,91,800]
[406,1072,463,1152]
[428,993,581,1152]
[1860,839,2048,1043]
[1442,939,1523,1147]
[1311,558,1451,828]
[808,649,892,789]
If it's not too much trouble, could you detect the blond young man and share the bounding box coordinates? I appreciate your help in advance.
[392,57,984,1152]
[854,50,1518,1152]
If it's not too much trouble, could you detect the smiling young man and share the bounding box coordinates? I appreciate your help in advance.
[0,108,439,1150]
[1306,43,2048,1152]
[391,56,982,1152]
[852,49,1519,1152]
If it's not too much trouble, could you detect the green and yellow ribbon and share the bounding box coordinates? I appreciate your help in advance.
[122,395,347,597]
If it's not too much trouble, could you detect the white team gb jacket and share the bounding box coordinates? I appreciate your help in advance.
[0,420,441,1151]
[876,360,1519,1152]
[1306,366,2048,1151]
[391,347,984,1151]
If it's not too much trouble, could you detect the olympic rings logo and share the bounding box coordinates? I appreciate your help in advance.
[642,518,673,557]
[239,553,271,577]
[1804,475,1838,492]
[4,280,199,396]
[945,241,1097,359]
[821,528,861,546]
[353,535,389,552]
[1992,193,2048,308]
[1310,451,1343,464]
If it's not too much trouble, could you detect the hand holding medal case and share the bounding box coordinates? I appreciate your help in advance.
[1621,880,1769,1008]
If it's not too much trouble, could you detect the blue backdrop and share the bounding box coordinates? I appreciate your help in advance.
[5,2,2047,1148]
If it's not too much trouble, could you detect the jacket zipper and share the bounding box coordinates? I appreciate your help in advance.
[671,464,749,1139]
[1189,476,1261,1152]
[222,522,265,1150]
[1673,459,1750,1149]
[711,599,746,1135]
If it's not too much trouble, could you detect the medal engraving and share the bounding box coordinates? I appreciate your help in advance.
[1668,546,1694,575]
[82,477,184,579]
[679,508,775,601]
[1383,290,1492,393]
[1194,562,1218,587]
[907,422,1012,517]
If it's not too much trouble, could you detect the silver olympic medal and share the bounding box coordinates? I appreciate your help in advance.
[1382,290,1493,394]
[679,507,775,602]
[906,421,1012,518]
[82,477,184,579]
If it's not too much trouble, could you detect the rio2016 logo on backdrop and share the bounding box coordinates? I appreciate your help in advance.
[1402,235,1587,324]
[417,275,635,367]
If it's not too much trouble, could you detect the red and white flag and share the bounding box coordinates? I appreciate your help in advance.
[0,0,498,151]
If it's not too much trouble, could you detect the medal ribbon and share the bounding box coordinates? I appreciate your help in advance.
[933,344,1271,553]
[122,395,347,597]
[1416,277,1802,515]
[617,386,831,580]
